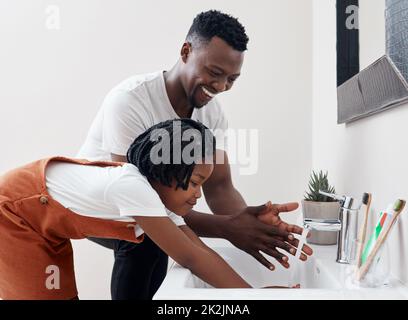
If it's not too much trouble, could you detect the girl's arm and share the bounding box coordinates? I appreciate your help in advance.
[133,216,251,288]
[178,224,212,250]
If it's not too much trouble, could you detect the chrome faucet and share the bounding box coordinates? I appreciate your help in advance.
[303,191,362,264]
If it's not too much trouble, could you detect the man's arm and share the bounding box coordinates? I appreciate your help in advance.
[183,149,313,269]
[201,150,247,214]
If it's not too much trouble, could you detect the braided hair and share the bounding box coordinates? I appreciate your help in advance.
[127,119,216,190]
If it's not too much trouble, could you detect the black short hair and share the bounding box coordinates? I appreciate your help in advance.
[127,119,216,190]
[186,10,249,51]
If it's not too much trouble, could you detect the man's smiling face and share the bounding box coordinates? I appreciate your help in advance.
[180,36,245,108]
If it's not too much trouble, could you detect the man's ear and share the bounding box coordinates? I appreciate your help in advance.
[180,42,192,63]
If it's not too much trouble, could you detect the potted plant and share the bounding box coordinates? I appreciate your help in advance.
[302,170,341,245]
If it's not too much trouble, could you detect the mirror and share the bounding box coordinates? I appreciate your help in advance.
[336,0,408,124]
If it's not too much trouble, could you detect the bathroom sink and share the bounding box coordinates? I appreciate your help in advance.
[154,239,408,300]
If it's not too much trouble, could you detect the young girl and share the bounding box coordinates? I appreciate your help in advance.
[0,119,258,300]
[0,118,302,299]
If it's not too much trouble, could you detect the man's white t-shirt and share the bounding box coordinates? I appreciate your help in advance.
[45,161,185,237]
[77,71,228,161]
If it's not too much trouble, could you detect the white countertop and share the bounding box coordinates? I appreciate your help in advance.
[156,238,408,300]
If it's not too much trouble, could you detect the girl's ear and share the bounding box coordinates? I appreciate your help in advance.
[181,42,192,63]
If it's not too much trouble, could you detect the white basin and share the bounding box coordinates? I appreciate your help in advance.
[154,239,408,300]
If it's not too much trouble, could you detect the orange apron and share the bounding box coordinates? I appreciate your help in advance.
[0,156,144,300]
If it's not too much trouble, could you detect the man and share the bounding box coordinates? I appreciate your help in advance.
[78,10,312,299]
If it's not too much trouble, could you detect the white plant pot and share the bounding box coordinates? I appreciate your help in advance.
[301,200,341,245]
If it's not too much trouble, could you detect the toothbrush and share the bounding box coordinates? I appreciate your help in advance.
[356,199,405,281]
[356,193,372,268]
[360,205,393,265]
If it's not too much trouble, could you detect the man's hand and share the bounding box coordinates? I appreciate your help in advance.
[225,202,313,270]
[257,201,313,259]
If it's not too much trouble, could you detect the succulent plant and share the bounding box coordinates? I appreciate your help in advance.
[304,170,336,202]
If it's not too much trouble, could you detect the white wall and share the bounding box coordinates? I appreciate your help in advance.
[359,0,386,70]
[313,0,408,284]
[0,1,313,299]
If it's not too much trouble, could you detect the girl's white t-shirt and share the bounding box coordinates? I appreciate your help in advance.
[45,161,185,237]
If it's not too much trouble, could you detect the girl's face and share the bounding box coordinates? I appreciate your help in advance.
[151,163,214,216]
